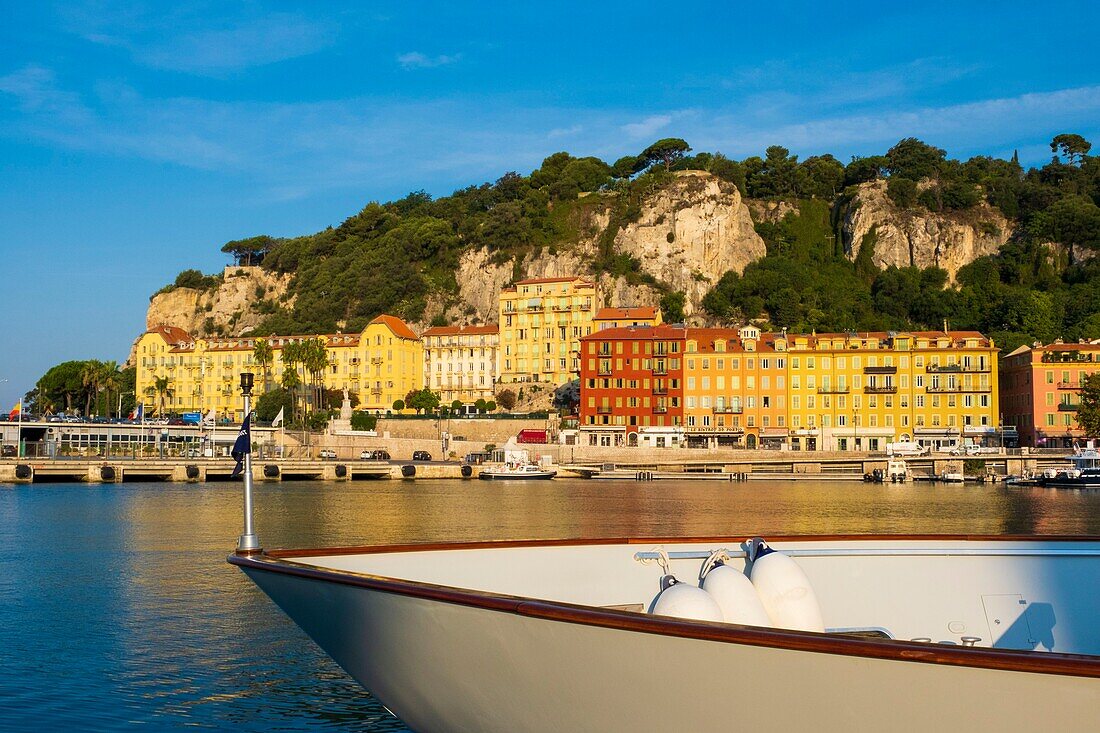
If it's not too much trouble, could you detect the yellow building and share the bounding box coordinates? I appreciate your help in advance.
[133,315,423,419]
[784,330,998,452]
[421,324,499,406]
[498,276,596,386]
[593,306,662,331]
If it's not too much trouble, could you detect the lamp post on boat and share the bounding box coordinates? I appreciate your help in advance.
[236,372,260,553]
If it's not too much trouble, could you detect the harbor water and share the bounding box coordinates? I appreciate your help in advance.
[2,478,1099,731]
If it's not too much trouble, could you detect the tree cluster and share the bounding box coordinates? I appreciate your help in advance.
[26,361,135,417]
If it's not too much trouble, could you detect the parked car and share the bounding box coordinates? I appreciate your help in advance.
[319,449,337,459]
[1,445,16,457]
[359,449,390,460]
[412,450,432,461]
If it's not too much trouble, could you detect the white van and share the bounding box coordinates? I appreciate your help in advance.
[885,441,930,456]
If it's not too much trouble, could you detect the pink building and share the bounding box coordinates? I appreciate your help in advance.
[1000,340,1100,448]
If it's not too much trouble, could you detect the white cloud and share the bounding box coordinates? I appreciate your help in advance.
[62,4,334,75]
[1,67,1097,202]
[397,52,462,70]
[137,13,334,74]
[620,114,671,140]
[547,124,583,139]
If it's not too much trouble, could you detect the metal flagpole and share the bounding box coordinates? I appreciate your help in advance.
[236,373,260,552]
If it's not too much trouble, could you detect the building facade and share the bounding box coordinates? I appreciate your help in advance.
[134,315,422,419]
[578,325,685,446]
[579,327,1001,451]
[1000,340,1100,448]
[421,324,499,406]
[498,276,596,386]
[593,306,662,331]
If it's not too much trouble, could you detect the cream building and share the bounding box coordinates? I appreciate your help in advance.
[421,324,499,406]
[134,314,423,419]
[498,276,596,386]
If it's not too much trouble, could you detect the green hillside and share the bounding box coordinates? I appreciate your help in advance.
[173,135,1100,351]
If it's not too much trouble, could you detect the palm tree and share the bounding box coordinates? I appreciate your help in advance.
[302,338,330,412]
[253,338,273,393]
[81,360,103,417]
[98,361,121,416]
[153,375,174,416]
[281,342,303,420]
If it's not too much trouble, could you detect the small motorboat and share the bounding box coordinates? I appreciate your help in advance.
[478,444,556,480]
[231,535,1100,732]
[1040,445,1100,489]
[478,462,557,480]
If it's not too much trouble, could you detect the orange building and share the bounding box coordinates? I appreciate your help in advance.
[683,326,788,449]
[1000,340,1100,448]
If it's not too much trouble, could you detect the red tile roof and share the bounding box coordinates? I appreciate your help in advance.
[514,276,593,285]
[581,324,687,341]
[422,324,499,336]
[149,325,193,345]
[594,306,659,321]
[370,314,419,340]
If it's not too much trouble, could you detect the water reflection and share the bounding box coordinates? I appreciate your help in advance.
[1,479,1097,731]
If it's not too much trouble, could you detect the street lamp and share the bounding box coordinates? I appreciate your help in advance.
[237,372,259,553]
[118,391,134,420]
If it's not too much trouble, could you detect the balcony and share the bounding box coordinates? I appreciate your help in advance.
[817,386,850,394]
[652,365,669,376]
[653,405,668,414]
[371,357,383,365]
[370,388,383,396]
[925,385,992,393]
[1041,352,1096,363]
[864,365,897,374]
[1057,403,1080,411]
[926,363,990,373]
[652,385,668,395]
[713,405,743,414]
[1057,380,1083,390]
[598,366,613,376]
[863,385,898,394]
[596,405,613,414]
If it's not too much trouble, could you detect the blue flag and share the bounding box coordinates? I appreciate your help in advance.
[231,411,252,477]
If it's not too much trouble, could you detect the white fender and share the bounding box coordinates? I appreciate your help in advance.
[701,563,773,627]
[648,576,723,622]
[747,539,825,632]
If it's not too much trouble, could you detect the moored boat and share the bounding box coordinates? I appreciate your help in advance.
[1040,445,1100,489]
[230,534,1100,732]
[478,444,557,480]
[478,463,557,480]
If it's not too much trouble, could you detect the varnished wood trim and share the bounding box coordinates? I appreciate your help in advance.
[264,534,1100,559]
[230,538,1100,679]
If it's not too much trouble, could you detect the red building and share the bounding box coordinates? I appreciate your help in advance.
[579,325,687,444]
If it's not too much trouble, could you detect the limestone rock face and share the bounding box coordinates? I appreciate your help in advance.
[145,266,291,337]
[842,180,1011,280]
[612,171,766,315]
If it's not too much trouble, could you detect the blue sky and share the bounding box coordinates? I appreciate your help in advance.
[1,1,1099,409]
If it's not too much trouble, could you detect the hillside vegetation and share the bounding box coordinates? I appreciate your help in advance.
[170,134,1100,351]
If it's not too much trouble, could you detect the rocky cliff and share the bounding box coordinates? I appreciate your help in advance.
[449,171,766,323]
[145,173,1018,336]
[841,180,1011,280]
[146,266,292,336]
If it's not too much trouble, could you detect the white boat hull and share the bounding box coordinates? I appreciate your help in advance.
[242,568,1098,733]
[478,469,557,480]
